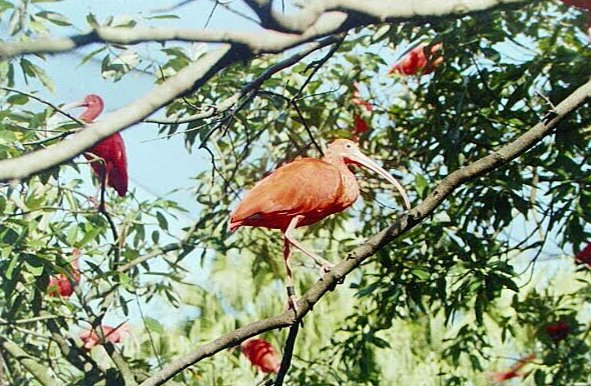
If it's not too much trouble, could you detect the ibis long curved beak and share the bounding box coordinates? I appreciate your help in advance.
[347,150,411,210]
[60,100,86,112]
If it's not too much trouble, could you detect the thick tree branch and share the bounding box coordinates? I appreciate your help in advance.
[0,1,529,183]
[139,78,591,386]
[0,0,527,59]
[0,45,234,182]
[0,340,55,386]
[104,344,139,386]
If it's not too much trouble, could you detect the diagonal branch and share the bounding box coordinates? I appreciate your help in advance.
[0,87,85,126]
[138,72,591,386]
[0,340,55,386]
[0,44,235,182]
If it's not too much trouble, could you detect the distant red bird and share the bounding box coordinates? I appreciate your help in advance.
[229,139,410,308]
[561,0,591,10]
[545,321,570,343]
[351,83,372,137]
[47,249,81,298]
[63,94,128,197]
[389,43,443,76]
[353,114,370,135]
[351,82,374,112]
[488,354,536,384]
[79,323,129,350]
[241,338,280,374]
[575,243,591,266]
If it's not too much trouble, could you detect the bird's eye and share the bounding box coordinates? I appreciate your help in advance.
[346,144,352,148]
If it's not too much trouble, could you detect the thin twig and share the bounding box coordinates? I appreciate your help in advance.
[0,87,85,126]
[291,32,346,101]
[204,1,219,28]
[145,35,341,125]
[291,101,323,156]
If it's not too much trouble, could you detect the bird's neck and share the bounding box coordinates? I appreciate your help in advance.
[323,155,360,206]
[79,107,102,123]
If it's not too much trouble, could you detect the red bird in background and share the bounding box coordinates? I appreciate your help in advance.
[389,43,443,76]
[488,354,536,383]
[229,139,410,309]
[351,82,373,137]
[562,0,591,10]
[575,243,591,266]
[79,323,129,350]
[545,321,570,343]
[62,94,128,197]
[47,248,81,298]
[240,338,280,374]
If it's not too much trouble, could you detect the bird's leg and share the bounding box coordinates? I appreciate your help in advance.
[285,215,334,278]
[282,237,298,315]
[98,170,107,213]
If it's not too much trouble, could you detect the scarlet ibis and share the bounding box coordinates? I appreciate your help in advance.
[62,94,128,197]
[79,323,129,350]
[389,43,443,76]
[561,0,591,10]
[353,114,370,135]
[575,243,591,266]
[229,139,410,309]
[47,249,81,298]
[545,321,570,343]
[351,83,372,137]
[488,354,535,384]
[240,338,280,374]
[351,82,374,112]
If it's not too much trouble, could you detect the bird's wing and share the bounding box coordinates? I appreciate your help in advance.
[231,158,342,223]
[86,133,128,196]
[105,134,128,197]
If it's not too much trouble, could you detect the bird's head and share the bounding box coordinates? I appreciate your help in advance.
[326,139,411,210]
[61,94,104,123]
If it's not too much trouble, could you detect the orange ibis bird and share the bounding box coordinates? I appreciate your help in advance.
[561,0,591,10]
[240,338,281,374]
[62,94,128,198]
[389,43,443,76]
[47,248,81,298]
[488,353,536,383]
[229,139,410,309]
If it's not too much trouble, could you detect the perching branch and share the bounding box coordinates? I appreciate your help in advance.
[0,86,85,126]
[0,0,528,184]
[0,0,527,59]
[138,77,591,386]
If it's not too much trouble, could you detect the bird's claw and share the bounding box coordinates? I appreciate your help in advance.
[285,286,299,317]
[318,263,334,280]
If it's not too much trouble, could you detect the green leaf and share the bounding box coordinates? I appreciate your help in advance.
[36,11,71,26]
[144,317,164,334]
[414,174,428,198]
[156,211,168,231]
[5,253,19,280]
